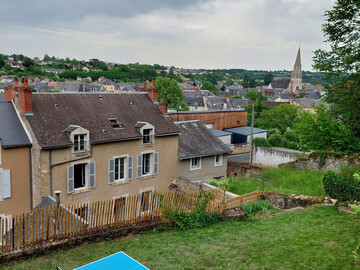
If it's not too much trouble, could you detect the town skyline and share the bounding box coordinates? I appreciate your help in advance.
[0,0,333,71]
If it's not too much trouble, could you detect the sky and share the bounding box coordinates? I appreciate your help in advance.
[0,0,334,71]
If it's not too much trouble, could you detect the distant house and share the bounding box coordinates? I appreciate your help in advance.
[41,68,65,74]
[4,83,180,208]
[5,59,24,70]
[175,121,231,183]
[0,98,32,218]
[224,126,268,144]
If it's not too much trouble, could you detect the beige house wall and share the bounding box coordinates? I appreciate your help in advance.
[177,155,228,183]
[0,147,31,216]
[36,135,178,205]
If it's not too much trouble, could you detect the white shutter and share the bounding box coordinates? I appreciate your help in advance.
[137,155,142,178]
[67,166,74,194]
[1,170,11,199]
[108,159,115,184]
[154,152,159,175]
[128,156,133,180]
[89,162,96,188]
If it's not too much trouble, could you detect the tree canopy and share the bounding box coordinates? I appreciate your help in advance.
[155,77,189,111]
[245,90,268,101]
[200,81,218,95]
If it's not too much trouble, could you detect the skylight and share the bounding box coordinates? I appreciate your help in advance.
[108,118,124,129]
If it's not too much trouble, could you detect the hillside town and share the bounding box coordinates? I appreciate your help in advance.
[0,0,359,269]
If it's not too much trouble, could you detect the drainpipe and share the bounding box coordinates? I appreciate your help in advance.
[49,150,52,196]
[29,146,33,210]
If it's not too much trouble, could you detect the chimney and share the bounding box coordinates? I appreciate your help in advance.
[17,86,33,115]
[14,77,19,86]
[158,102,168,114]
[143,82,147,88]
[196,87,199,92]
[4,85,16,102]
[226,94,230,102]
[203,94,208,110]
[20,77,28,87]
[54,190,61,205]
[152,80,155,88]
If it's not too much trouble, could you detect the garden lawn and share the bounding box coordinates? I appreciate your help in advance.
[1,206,359,270]
[209,167,325,196]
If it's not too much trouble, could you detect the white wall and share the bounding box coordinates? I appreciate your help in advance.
[218,135,231,145]
[255,146,304,167]
[247,132,267,143]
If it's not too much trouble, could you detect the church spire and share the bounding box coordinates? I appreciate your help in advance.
[288,46,302,94]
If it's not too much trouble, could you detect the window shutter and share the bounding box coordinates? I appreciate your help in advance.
[1,170,11,199]
[128,156,133,180]
[137,155,142,178]
[108,159,115,184]
[67,166,74,194]
[154,152,159,175]
[89,162,96,188]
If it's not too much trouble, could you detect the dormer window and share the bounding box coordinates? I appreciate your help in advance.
[74,134,87,152]
[108,118,124,129]
[142,129,153,144]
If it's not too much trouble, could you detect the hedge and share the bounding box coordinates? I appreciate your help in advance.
[323,171,360,201]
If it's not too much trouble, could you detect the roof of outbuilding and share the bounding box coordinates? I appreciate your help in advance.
[174,120,231,159]
[26,92,179,149]
[0,102,31,148]
[210,129,232,137]
[224,126,268,136]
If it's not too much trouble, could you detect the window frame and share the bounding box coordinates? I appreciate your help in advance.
[214,154,223,167]
[73,163,87,190]
[142,153,152,176]
[190,157,201,171]
[114,157,126,181]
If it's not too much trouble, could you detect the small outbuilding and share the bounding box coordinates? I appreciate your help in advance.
[223,126,268,144]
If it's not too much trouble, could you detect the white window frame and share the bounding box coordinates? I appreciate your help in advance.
[114,154,129,182]
[142,153,152,176]
[137,151,158,179]
[73,163,88,190]
[190,157,201,171]
[74,134,87,152]
[214,154,223,167]
[67,160,96,194]
[70,126,90,155]
[139,123,155,146]
[142,128,153,144]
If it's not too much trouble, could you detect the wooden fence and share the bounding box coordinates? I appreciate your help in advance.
[225,190,260,209]
[0,189,225,254]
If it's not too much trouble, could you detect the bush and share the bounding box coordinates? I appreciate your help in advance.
[322,171,360,201]
[253,137,270,147]
[242,200,269,215]
[268,133,282,147]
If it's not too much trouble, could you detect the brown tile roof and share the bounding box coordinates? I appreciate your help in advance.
[26,93,178,149]
[174,120,231,159]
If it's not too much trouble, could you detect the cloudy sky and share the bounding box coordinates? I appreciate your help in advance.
[0,0,333,71]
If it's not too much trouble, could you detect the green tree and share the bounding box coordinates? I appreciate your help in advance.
[242,74,249,88]
[244,101,270,124]
[255,104,302,134]
[23,57,35,68]
[43,54,52,61]
[263,71,274,85]
[220,85,226,91]
[225,79,234,86]
[245,90,268,101]
[313,0,360,137]
[155,77,189,111]
[201,81,218,95]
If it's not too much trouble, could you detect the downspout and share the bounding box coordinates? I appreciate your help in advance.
[49,150,52,196]
[29,146,33,210]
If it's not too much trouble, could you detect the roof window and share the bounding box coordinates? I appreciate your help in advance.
[108,118,124,129]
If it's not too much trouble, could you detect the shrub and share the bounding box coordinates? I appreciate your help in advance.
[268,133,282,147]
[242,200,269,215]
[162,190,222,230]
[322,171,360,201]
[253,137,270,147]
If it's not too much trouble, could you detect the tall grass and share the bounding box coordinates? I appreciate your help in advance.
[208,167,325,196]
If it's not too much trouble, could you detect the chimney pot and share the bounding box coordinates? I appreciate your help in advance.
[14,77,19,86]
[54,190,61,205]
[144,82,147,88]
[152,80,155,88]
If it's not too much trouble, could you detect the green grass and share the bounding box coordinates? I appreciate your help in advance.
[1,207,359,269]
[209,167,325,196]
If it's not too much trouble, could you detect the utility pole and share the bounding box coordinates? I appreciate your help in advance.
[250,98,257,163]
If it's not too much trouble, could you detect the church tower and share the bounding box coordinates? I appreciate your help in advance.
[287,47,302,94]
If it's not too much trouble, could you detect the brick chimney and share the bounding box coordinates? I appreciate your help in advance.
[4,85,16,102]
[4,79,32,115]
[14,77,19,86]
[226,94,230,102]
[143,82,147,88]
[152,80,155,88]
[158,102,168,114]
[196,87,199,92]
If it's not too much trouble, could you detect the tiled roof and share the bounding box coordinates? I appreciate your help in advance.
[26,93,179,149]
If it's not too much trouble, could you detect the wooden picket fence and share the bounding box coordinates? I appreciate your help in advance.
[0,188,225,254]
[225,190,261,209]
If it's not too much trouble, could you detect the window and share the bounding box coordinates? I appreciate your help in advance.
[108,156,133,184]
[136,152,158,178]
[114,197,126,221]
[140,191,151,212]
[142,129,153,144]
[142,153,151,175]
[115,157,125,180]
[67,162,96,194]
[214,154,223,166]
[190,157,201,170]
[0,169,11,200]
[74,134,87,152]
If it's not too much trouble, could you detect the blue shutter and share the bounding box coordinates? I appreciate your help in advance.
[137,155,142,178]
[128,156,133,180]
[108,159,115,184]
[89,162,96,188]
[1,170,11,199]
[67,166,74,194]
[154,152,159,175]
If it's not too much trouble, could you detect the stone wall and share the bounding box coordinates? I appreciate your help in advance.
[281,152,360,172]
[255,146,305,167]
[227,160,265,178]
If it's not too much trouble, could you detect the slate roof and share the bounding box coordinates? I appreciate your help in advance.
[206,96,249,109]
[224,126,268,136]
[0,102,31,148]
[26,93,179,149]
[269,77,291,89]
[294,98,321,108]
[174,120,231,160]
[210,129,232,137]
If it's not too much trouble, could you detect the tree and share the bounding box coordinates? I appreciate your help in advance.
[245,90,268,101]
[263,71,274,86]
[23,57,35,68]
[201,81,218,95]
[155,77,189,111]
[242,74,249,88]
[225,79,234,86]
[244,101,270,124]
[43,54,51,61]
[255,104,302,134]
[220,85,226,91]
[313,0,360,137]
